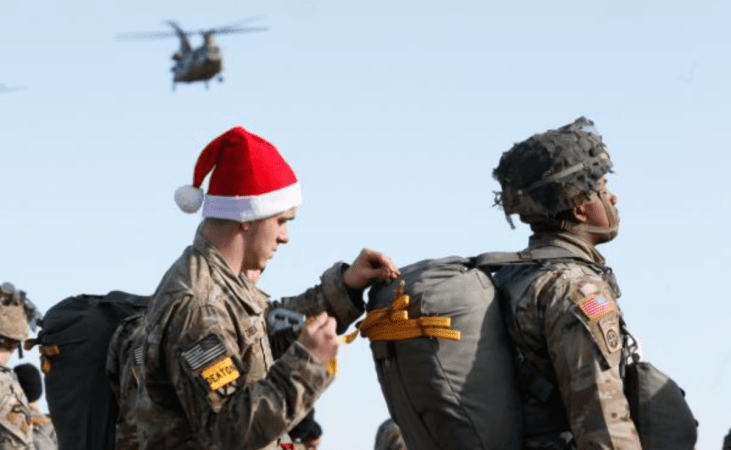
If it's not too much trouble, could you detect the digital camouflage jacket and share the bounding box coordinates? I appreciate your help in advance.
[497,232,641,449]
[135,227,363,450]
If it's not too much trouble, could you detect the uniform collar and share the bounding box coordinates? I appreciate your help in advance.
[192,224,267,314]
[238,272,270,313]
[529,231,606,265]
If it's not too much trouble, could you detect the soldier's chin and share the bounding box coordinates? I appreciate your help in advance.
[595,226,619,244]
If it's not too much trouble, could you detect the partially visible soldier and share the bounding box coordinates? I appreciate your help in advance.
[107,313,146,450]
[0,282,41,450]
[12,364,57,450]
[374,418,407,450]
[492,117,641,449]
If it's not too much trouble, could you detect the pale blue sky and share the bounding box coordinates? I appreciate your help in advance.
[2,1,730,448]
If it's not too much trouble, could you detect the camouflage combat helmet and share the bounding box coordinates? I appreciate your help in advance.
[493,116,613,229]
[0,282,41,343]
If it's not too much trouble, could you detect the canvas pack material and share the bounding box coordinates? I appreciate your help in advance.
[38,291,149,450]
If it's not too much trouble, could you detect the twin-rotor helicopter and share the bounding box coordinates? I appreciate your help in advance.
[117,17,267,90]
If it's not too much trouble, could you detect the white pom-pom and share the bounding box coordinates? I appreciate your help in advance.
[174,185,204,213]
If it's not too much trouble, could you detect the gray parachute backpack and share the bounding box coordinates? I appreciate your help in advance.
[365,249,577,450]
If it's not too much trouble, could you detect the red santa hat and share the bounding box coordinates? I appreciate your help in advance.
[174,126,302,222]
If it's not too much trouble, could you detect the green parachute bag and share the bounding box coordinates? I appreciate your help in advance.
[366,249,576,450]
[34,291,149,450]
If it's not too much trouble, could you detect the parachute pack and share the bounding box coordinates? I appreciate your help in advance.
[365,249,578,450]
[365,248,697,450]
[34,291,149,450]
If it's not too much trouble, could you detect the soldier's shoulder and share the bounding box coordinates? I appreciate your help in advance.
[145,263,221,323]
[530,262,618,321]
[538,260,606,295]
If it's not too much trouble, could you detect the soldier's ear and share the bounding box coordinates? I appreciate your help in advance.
[572,204,590,224]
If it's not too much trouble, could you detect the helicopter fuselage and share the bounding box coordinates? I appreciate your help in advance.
[172,44,223,83]
[117,19,266,89]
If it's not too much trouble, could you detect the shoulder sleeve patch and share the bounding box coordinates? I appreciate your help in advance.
[577,292,616,322]
[201,356,240,391]
[598,316,622,353]
[180,334,241,393]
[181,335,228,370]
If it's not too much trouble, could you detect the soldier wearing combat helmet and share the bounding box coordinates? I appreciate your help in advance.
[493,117,641,449]
[0,282,42,450]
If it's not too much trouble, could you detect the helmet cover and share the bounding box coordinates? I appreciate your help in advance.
[493,116,613,221]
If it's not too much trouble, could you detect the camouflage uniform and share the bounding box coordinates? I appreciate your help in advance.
[107,314,146,450]
[0,367,33,450]
[1,283,38,450]
[497,232,641,449]
[135,226,364,450]
[28,405,56,450]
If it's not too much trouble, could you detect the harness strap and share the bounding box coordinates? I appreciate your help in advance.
[471,247,592,272]
[358,281,461,343]
[324,328,360,377]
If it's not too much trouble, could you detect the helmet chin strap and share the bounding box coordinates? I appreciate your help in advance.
[569,190,619,242]
[524,190,619,242]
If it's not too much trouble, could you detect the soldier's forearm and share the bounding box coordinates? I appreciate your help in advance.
[275,263,363,333]
[201,341,331,449]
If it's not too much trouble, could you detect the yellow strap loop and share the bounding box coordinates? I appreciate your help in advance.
[358,280,461,343]
[39,345,60,357]
[322,279,462,376]
[324,328,361,377]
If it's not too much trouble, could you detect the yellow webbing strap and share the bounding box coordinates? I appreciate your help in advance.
[324,280,461,376]
[325,325,361,377]
[358,280,461,342]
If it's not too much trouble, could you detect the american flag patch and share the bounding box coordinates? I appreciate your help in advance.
[133,347,143,366]
[181,335,228,371]
[578,293,615,321]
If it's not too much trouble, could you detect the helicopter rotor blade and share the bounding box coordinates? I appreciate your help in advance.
[116,17,268,40]
[116,30,178,40]
[215,16,265,32]
[213,26,269,36]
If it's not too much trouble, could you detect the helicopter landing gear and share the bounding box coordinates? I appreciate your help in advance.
[172,82,176,92]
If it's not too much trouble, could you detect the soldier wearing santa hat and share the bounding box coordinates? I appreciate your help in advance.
[134,127,399,450]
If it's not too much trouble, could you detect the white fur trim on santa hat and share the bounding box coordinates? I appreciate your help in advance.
[202,183,303,222]
[174,185,205,213]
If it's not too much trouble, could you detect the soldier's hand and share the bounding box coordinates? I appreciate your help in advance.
[343,248,400,291]
[298,312,338,365]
